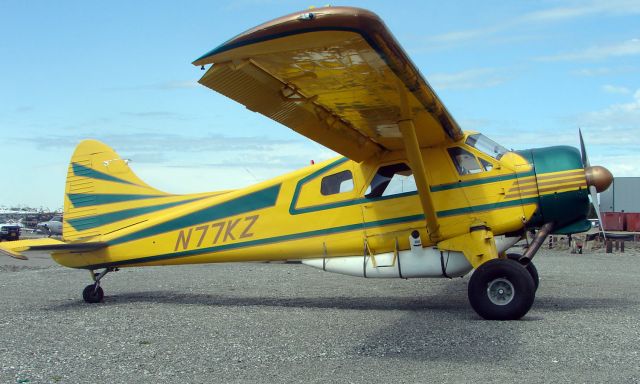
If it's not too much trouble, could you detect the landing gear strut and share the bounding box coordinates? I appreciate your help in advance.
[468,223,553,320]
[507,253,539,291]
[82,268,117,303]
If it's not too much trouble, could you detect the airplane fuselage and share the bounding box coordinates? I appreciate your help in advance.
[51,132,590,271]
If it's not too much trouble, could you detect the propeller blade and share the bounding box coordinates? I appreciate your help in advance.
[589,185,606,241]
[579,128,590,168]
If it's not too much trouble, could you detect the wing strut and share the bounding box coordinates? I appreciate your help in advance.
[396,80,440,241]
[399,118,441,241]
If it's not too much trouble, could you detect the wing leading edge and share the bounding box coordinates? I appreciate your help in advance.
[193,6,463,162]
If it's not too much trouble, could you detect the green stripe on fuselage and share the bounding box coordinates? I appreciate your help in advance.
[83,213,426,269]
[430,170,535,192]
[107,184,282,246]
[437,197,539,217]
[66,197,206,231]
[289,157,349,215]
[68,193,170,208]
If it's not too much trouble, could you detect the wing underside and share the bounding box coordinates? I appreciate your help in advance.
[194,6,463,162]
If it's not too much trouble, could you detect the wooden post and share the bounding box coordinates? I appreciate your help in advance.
[606,240,613,253]
[620,241,624,253]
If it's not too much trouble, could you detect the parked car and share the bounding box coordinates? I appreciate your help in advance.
[0,224,21,241]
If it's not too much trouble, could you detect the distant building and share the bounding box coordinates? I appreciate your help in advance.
[599,177,640,213]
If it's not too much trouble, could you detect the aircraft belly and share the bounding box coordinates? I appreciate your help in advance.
[303,247,472,278]
[494,235,522,254]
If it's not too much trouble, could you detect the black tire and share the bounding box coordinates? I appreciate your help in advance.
[507,253,539,291]
[468,258,535,320]
[82,284,104,303]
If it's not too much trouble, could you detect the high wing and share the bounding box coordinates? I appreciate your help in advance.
[193,6,463,162]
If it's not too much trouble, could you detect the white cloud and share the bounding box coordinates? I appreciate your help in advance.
[470,91,640,174]
[16,132,334,174]
[153,81,200,90]
[522,0,640,23]
[103,80,200,92]
[538,38,640,62]
[572,66,640,77]
[427,26,501,45]
[426,0,640,46]
[594,153,640,176]
[8,131,337,204]
[428,68,509,91]
[121,111,187,119]
[602,84,631,94]
[560,89,640,176]
[578,89,640,133]
[573,67,615,76]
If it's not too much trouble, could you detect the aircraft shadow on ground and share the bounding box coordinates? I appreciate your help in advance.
[50,290,469,313]
[44,286,636,316]
[41,289,637,363]
[532,296,638,312]
[346,295,638,362]
[43,281,474,316]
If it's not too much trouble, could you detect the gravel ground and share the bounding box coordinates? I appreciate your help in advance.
[0,247,639,383]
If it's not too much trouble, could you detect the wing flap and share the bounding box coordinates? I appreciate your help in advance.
[194,7,463,161]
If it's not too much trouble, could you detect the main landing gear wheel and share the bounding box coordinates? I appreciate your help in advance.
[507,253,539,291]
[468,258,535,320]
[83,284,104,303]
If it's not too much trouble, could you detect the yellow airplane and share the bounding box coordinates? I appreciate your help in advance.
[0,7,613,320]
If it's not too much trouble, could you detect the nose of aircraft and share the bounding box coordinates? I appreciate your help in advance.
[585,165,613,193]
[515,145,593,232]
[517,142,613,233]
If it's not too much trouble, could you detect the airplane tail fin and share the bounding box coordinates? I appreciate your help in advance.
[63,139,174,241]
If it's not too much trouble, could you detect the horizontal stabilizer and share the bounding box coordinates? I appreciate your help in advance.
[0,238,108,260]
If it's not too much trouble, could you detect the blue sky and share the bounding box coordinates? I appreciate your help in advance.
[1,0,639,209]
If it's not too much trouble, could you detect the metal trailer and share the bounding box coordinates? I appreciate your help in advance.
[599,177,640,213]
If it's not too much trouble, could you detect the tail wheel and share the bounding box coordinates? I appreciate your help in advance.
[468,258,535,320]
[507,253,539,291]
[82,284,104,303]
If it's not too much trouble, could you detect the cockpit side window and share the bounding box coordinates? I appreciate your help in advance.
[448,147,483,175]
[365,163,416,198]
[465,133,508,160]
[320,170,354,195]
[479,158,494,171]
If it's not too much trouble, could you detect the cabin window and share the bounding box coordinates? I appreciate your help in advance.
[479,158,494,171]
[448,147,483,175]
[365,163,416,198]
[320,170,354,195]
[466,133,508,160]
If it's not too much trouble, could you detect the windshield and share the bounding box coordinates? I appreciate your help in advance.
[465,134,508,160]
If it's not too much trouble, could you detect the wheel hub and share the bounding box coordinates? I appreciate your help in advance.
[487,278,515,305]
